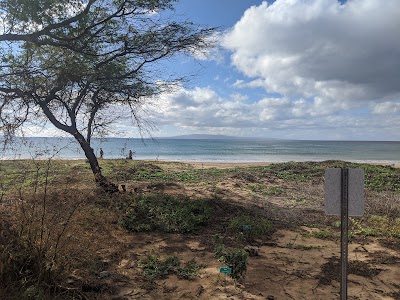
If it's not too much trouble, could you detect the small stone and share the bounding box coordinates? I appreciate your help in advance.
[244,245,261,256]
[119,259,130,268]
[196,285,205,296]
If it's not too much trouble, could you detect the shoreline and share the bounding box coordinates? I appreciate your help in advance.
[1,157,400,168]
[178,160,400,169]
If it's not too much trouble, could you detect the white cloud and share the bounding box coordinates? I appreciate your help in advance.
[141,84,400,140]
[222,0,400,116]
[372,102,400,115]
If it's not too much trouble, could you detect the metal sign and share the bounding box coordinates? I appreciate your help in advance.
[324,168,365,300]
[325,168,364,216]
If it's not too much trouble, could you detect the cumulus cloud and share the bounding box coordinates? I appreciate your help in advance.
[222,0,400,114]
[144,86,400,140]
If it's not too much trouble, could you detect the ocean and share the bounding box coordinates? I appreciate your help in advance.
[1,137,400,164]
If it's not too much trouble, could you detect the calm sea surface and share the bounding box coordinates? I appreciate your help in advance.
[1,137,400,163]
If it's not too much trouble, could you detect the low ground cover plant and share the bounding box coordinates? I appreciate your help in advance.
[140,255,205,280]
[119,193,212,233]
[228,214,273,238]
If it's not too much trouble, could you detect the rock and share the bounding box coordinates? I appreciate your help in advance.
[119,259,130,268]
[196,284,205,296]
[244,245,261,256]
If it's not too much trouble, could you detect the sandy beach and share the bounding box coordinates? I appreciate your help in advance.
[185,161,272,169]
[160,160,400,169]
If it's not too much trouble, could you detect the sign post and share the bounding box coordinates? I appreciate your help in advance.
[325,168,364,300]
[220,267,232,290]
[340,168,349,300]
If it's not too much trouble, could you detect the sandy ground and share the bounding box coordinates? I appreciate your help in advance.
[108,229,400,300]
[80,161,400,300]
[186,161,272,169]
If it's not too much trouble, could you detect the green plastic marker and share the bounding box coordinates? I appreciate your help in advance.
[220,267,232,274]
[243,225,252,231]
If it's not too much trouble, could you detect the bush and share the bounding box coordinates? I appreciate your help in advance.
[217,248,249,280]
[140,255,204,280]
[0,216,60,299]
[0,159,83,299]
[119,193,211,233]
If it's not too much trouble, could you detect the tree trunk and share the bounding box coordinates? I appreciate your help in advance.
[72,131,119,192]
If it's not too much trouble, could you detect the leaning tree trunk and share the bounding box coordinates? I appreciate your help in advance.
[36,103,119,192]
[72,131,119,192]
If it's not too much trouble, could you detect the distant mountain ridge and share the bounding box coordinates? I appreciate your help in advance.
[162,134,280,140]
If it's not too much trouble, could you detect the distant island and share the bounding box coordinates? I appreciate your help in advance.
[160,134,281,140]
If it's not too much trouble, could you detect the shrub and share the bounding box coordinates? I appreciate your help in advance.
[0,159,83,299]
[119,193,211,233]
[217,248,249,280]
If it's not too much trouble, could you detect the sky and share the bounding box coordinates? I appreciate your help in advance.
[128,0,400,141]
[28,0,400,141]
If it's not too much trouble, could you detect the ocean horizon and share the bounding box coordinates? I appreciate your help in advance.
[1,136,400,164]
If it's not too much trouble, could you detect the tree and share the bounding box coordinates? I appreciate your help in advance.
[0,0,215,191]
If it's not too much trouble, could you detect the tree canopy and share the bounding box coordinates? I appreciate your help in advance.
[0,0,215,190]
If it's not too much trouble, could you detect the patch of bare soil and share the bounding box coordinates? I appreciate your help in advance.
[89,227,399,300]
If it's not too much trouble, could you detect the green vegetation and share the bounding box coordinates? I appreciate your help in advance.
[248,184,284,196]
[306,229,337,240]
[119,193,211,233]
[286,244,323,250]
[140,255,205,280]
[265,160,400,191]
[213,235,249,281]
[215,247,249,281]
[228,214,273,238]
[104,161,235,183]
[4,159,399,193]
[350,216,400,238]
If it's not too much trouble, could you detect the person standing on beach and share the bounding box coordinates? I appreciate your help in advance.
[100,148,104,159]
[127,150,134,159]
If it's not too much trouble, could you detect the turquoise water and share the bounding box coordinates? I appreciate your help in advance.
[1,137,400,163]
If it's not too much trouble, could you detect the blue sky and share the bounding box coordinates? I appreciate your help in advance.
[26,0,400,141]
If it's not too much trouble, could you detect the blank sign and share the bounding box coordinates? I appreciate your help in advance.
[325,168,365,216]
